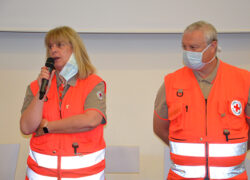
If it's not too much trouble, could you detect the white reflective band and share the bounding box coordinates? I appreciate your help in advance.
[29,148,105,169]
[29,148,57,169]
[210,162,246,179]
[61,149,105,169]
[209,142,247,157]
[27,167,105,180]
[170,141,205,157]
[27,167,57,180]
[62,170,104,180]
[171,162,205,178]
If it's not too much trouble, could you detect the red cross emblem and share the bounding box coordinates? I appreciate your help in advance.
[96,91,103,100]
[231,100,242,116]
[234,104,240,112]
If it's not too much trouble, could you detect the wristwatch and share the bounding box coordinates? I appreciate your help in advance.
[43,126,49,134]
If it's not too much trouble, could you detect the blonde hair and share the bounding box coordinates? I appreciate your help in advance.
[45,26,96,79]
[184,21,218,45]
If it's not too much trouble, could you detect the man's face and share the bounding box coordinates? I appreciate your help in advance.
[182,30,216,64]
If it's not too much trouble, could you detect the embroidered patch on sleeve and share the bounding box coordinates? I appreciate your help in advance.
[96,91,104,100]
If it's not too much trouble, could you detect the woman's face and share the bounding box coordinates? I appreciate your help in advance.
[48,40,73,72]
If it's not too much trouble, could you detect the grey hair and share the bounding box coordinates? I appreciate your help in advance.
[184,21,218,45]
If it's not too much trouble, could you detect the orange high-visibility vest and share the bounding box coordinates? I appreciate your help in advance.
[26,74,106,180]
[165,61,249,180]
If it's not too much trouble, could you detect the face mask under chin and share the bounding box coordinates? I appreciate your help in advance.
[59,53,78,82]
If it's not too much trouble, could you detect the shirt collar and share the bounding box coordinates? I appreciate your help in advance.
[56,72,77,87]
[193,58,220,84]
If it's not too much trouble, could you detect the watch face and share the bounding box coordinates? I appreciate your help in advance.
[43,127,49,134]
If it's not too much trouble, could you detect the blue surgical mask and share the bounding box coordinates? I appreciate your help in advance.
[183,44,215,70]
[59,53,78,82]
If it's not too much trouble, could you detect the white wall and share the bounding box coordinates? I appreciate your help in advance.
[0,32,249,180]
[1,0,250,33]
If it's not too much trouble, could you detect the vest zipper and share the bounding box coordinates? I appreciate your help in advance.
[59,93,62,119]
[59,107,62,119]
[59,98,62,179]
[57,155,61,180]
[205,142,209,180]
[204,99,209,180]
[205,99,208,136]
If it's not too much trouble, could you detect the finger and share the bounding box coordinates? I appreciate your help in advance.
[49,70,55,81]
[37,67,51,86]
[38,67,49,80]
[40,67,51,79]
[35,129,43,137]
[43,70,55,96]
[34,132,39,137]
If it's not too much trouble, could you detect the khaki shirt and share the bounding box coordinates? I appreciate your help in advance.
[154,60,250,120]
[21,73,107,123]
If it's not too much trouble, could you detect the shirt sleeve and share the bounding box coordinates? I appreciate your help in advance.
[246,89,250,119]
[84,81,107,124]
[154,82,168,120]
[21,85,34,114]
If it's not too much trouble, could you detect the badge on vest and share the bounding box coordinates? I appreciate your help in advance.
[231,100,242,116]
[176,89,183,97]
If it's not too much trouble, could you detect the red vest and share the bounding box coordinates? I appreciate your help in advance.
[165,61,249,180]
[27,74,106,179]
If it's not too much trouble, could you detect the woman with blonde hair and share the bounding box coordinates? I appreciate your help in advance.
[20,26,107,180]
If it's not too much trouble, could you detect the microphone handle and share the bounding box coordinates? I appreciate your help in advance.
[39,67,54,100]
[39,79,49,100]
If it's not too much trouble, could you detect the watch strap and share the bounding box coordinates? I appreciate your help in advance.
[43,126,49,134]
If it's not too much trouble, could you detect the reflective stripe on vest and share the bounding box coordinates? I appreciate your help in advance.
[29,148,105,169]
[209,142,247,157]
[170,141,247,157]
[210,162,246,179]
[171,162,205,178]
[170,141,205,157]
[171,161,246,179]
[27,167,105,180]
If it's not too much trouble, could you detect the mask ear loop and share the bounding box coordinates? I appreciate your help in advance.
[201,43,211,54]
[202,43,216,65]
[205,55,216,65]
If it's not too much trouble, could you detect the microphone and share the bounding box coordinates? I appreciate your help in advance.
[39,57,55,100]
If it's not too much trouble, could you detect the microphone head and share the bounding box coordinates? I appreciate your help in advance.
[45,57,55,69]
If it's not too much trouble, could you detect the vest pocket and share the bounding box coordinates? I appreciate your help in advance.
[168,103,185,132]
[219,99,247,140]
